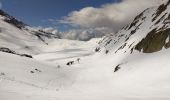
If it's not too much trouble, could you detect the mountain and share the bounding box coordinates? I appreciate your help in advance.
[0,9,59,39]
[0,10,27,29]
[1,1,170,100]
[98,0,170,54]
[0,10,60,55]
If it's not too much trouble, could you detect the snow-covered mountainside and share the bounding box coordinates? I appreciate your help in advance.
[98,0,170,54]
[0,10,60,55]
[1,0,170,100]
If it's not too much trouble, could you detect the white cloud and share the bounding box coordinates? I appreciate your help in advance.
[59,0,167,32]
[42,0,167,41]
[36,26,112,41]
[60,27,113,41]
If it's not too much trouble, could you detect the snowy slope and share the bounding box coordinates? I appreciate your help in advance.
[98,0,170,54]
[0,9,99,56]
[1,0,170,100]
[0,18,44,54]
[1,43,170,100]
[0,10,60,55]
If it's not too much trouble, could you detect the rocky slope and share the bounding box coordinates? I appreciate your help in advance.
[98,0,170,54]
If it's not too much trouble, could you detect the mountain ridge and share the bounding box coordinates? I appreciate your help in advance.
[97,0,170,54]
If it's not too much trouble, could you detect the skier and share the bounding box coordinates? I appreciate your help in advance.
[77,58,80,63]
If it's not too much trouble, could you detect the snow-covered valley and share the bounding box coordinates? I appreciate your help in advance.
[1,41,170,100]
[1,0,170,100]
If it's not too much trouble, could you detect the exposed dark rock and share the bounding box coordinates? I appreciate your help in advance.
[114,64,121,72]
[0,10,26,29]
[0,47,33,58]
[105,39,112,46]
[130,48,134,54]
[152,1,169,22]
[105,50,109,54]
[135,28,170,53]
[155,13,167,25]
[20,54,33,58]
[0,47,16,54]
[128,9,146,30]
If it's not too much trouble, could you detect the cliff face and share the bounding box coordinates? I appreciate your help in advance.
[135,28,170,53]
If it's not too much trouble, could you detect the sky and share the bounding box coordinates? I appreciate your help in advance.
[0,0,121,31]
[0,0,167,40]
